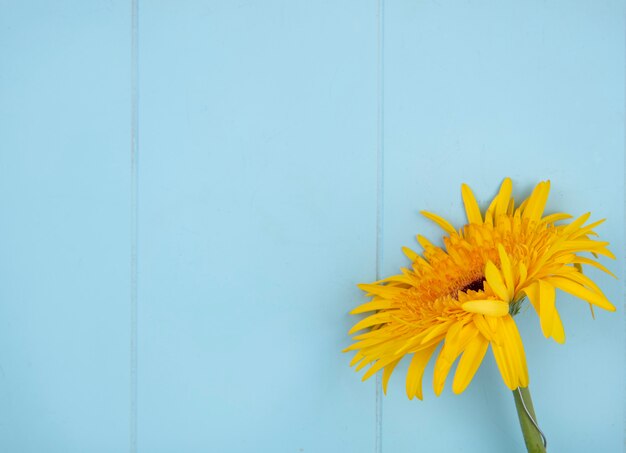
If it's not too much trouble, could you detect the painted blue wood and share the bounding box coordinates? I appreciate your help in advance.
[136,1,378,452]
[0,1,131,452]
[0,1,623,452]
[381,1,624,452]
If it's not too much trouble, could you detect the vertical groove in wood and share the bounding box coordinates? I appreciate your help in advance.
[130,0,139,451]
[375,0,385,452]
[622,19,626,451]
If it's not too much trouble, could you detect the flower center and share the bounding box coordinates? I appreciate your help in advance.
[460,278,485,294]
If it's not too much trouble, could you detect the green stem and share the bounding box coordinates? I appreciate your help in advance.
[512,387,547,453]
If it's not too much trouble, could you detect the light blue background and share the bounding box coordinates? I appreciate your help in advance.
[0,1,623,452]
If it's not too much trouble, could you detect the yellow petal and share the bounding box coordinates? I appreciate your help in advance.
[497,244,515,300]
[491,316,527,389]
[542,212,572,224]
[357,283,405,298]
[355,354,376,371]
[406,345,438,400]
[417,234,436,250]
[545,276,616,312]
[485,260,510,301]
[462,299,509,317]
[421,321,454,345]
[402,246,418,261]
[515,198,529,217]
[433,343,459,396]
[495,178,513,220]
[421,211,457,235]
[491,337,515,390]
[349,351,364,366]
[571,256,617,278]
[553,239,611,254]
[484,196,499,225]
[452,335,489,394]
[571,218,606,239]
[564,270,607,297]
[563,212,591,235]
[550,309,566,344]
[539,280,556,338]
[501,316,529,387]
[362,355,399,381]
[473,314,495,341]
[523,180,550,221]
[507,197,515,216]
[433,324,478,395]
[518,262,528,289]
[350,299,393,315]
[412,255,433,272]
[461,184,483,224]
[382,358,402,394]
[524,281,540,314]
[442,320,464,351]
[349,312,392,334]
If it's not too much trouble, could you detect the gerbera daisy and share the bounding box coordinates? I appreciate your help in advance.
[345,178,615,399]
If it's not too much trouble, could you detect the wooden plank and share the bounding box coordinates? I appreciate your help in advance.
[381,1,624,452]
[0,1,131,451]
[137,1,378,451]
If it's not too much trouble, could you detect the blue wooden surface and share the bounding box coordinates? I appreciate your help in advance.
[382,2,625,453]
[136,1,377,452]
[0,1,131,451]
[0,1,623,452]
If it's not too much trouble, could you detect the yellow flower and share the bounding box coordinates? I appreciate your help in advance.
[346,178,616,399]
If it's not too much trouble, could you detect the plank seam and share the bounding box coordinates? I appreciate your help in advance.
[623,9,626,450]
[130,0,139,451]
[375,0,385,452]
